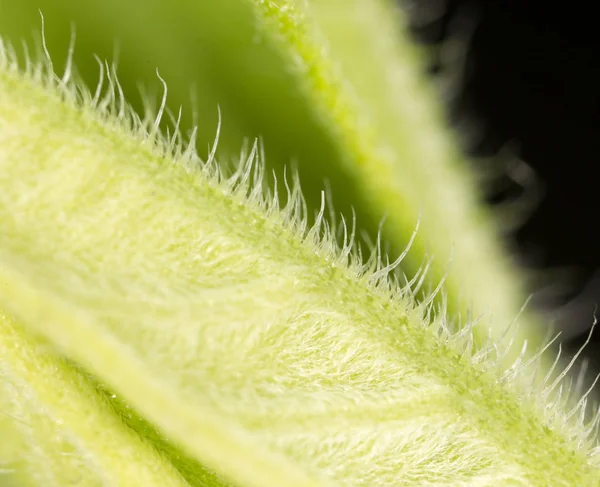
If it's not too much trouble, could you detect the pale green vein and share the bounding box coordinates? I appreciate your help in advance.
[0,312,190,487]
[0,47,597,486]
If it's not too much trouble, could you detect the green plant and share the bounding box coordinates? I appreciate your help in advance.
[0,0,545,357]
[0,1,598,486]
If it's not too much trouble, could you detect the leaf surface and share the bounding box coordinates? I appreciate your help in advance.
[0,45,597,487]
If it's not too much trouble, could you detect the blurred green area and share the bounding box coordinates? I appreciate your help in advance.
[0,0,378,242]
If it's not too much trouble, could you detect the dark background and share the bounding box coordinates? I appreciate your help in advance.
[405,1,600,370]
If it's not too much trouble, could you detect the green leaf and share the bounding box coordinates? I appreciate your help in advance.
[0,0,544,362]
[0,41,598,486]
[0,312,190,487]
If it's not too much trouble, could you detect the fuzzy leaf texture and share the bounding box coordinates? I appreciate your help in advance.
[0,312,190,487]
[0,0,546,363]
[1,36,600,487]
